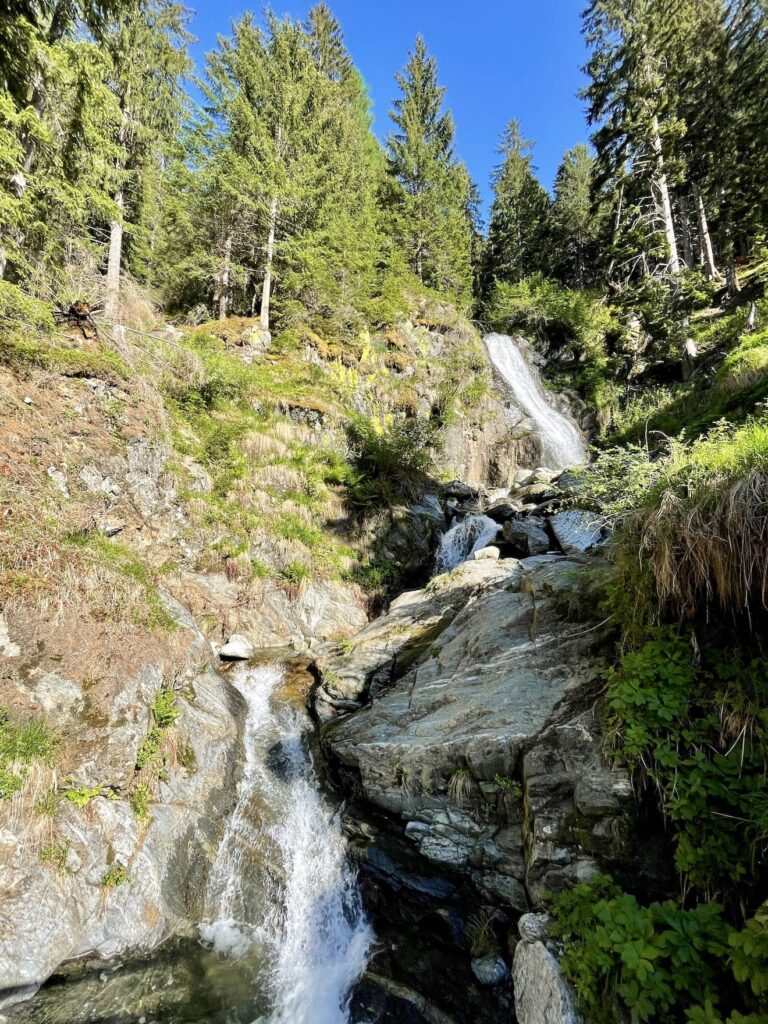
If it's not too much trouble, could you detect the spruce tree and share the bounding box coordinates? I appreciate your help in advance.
[549,144,605,287]
[480,120,549,295]
[386,36,473,303]
[101,0,190,321]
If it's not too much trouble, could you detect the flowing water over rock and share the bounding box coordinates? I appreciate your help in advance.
[434,514,499,574]
[485,334,587,471]
[7,664,372,1024]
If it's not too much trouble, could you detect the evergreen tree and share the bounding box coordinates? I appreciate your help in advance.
[101,0,190,320]
[548,144,605,287]
[583,0,685,282]
[386,36,473,302]
[165,9,380,329]
[480,120,549,296]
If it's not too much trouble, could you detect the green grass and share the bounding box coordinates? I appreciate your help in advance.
[0,708,58,799]
[40,840,71,871]
[135,684,179,777]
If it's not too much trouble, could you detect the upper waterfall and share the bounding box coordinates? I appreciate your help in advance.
[484,333,587,471]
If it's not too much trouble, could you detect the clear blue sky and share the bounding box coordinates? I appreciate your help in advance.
[186,1,591,221]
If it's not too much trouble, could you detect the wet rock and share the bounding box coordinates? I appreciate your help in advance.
[471,954,508,986]
[532,467,557,484]
[550,510,605,555]
[444,481,479,501]
[484,501,520,524]
[502,518,550,556]
[219,634,254,660]
[513,941,580,1024]
[513,469,536,487]
[472,546,500,561]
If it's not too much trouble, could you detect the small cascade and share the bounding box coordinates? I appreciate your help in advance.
[435,514,499,574]
[485,333,587,471]
[199,664,372,1024]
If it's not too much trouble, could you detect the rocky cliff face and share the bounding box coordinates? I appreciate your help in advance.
[316,478,634,1023]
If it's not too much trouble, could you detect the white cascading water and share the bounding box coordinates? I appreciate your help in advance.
[434,514,500,574]
[485,333,587,471]
[199,664,372,1024]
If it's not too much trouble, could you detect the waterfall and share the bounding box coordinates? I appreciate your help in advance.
[485,333,587,471]
[435,514,499,574]
[199,665,372,1024]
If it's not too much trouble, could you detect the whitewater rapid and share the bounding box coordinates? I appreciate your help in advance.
[485,333,587,471]
[434,514,499,574]
[199,664,372,1024]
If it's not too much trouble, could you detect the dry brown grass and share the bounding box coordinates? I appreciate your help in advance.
[639,469,768,617]
[241,431,289,461]
[257,463,306,493]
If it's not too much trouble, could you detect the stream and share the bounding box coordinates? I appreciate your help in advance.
[7,665,372,1024]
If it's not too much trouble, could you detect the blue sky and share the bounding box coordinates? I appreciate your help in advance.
[187,1,591,220]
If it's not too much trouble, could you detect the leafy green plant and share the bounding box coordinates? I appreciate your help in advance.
[605,634,768,893]
[130,782,152,823]
[63,784,102,809]
[135,684,179,778]
[552,876,730,1024]
[100,863,130,887]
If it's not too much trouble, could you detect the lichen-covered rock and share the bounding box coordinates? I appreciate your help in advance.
[513,941,580,1024]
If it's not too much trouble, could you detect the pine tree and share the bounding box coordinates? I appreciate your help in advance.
[386,36,473,302]
[480,120,550,295]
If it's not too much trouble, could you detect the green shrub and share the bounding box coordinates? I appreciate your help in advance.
[40,840,71,871]
[63,784,101,808]
[716,329,768,394]
[347,415,439,503]
[605,634,768,893]
[130,782,152,823]
[553,876,768,1024]
[135,684,179,778]
[279,561,311,585]
[568,443,660,524]
[0,280,55,334]
[551,875,730,1024]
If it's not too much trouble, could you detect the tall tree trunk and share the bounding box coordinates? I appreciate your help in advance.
[692,183,719,280]
[607,180,625,281]
[651,115,681,274]
[214,231,233,320]
[104,106,129,324]
[104,188,124,323]
[260,195,278,332]
[679,194,694,269]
